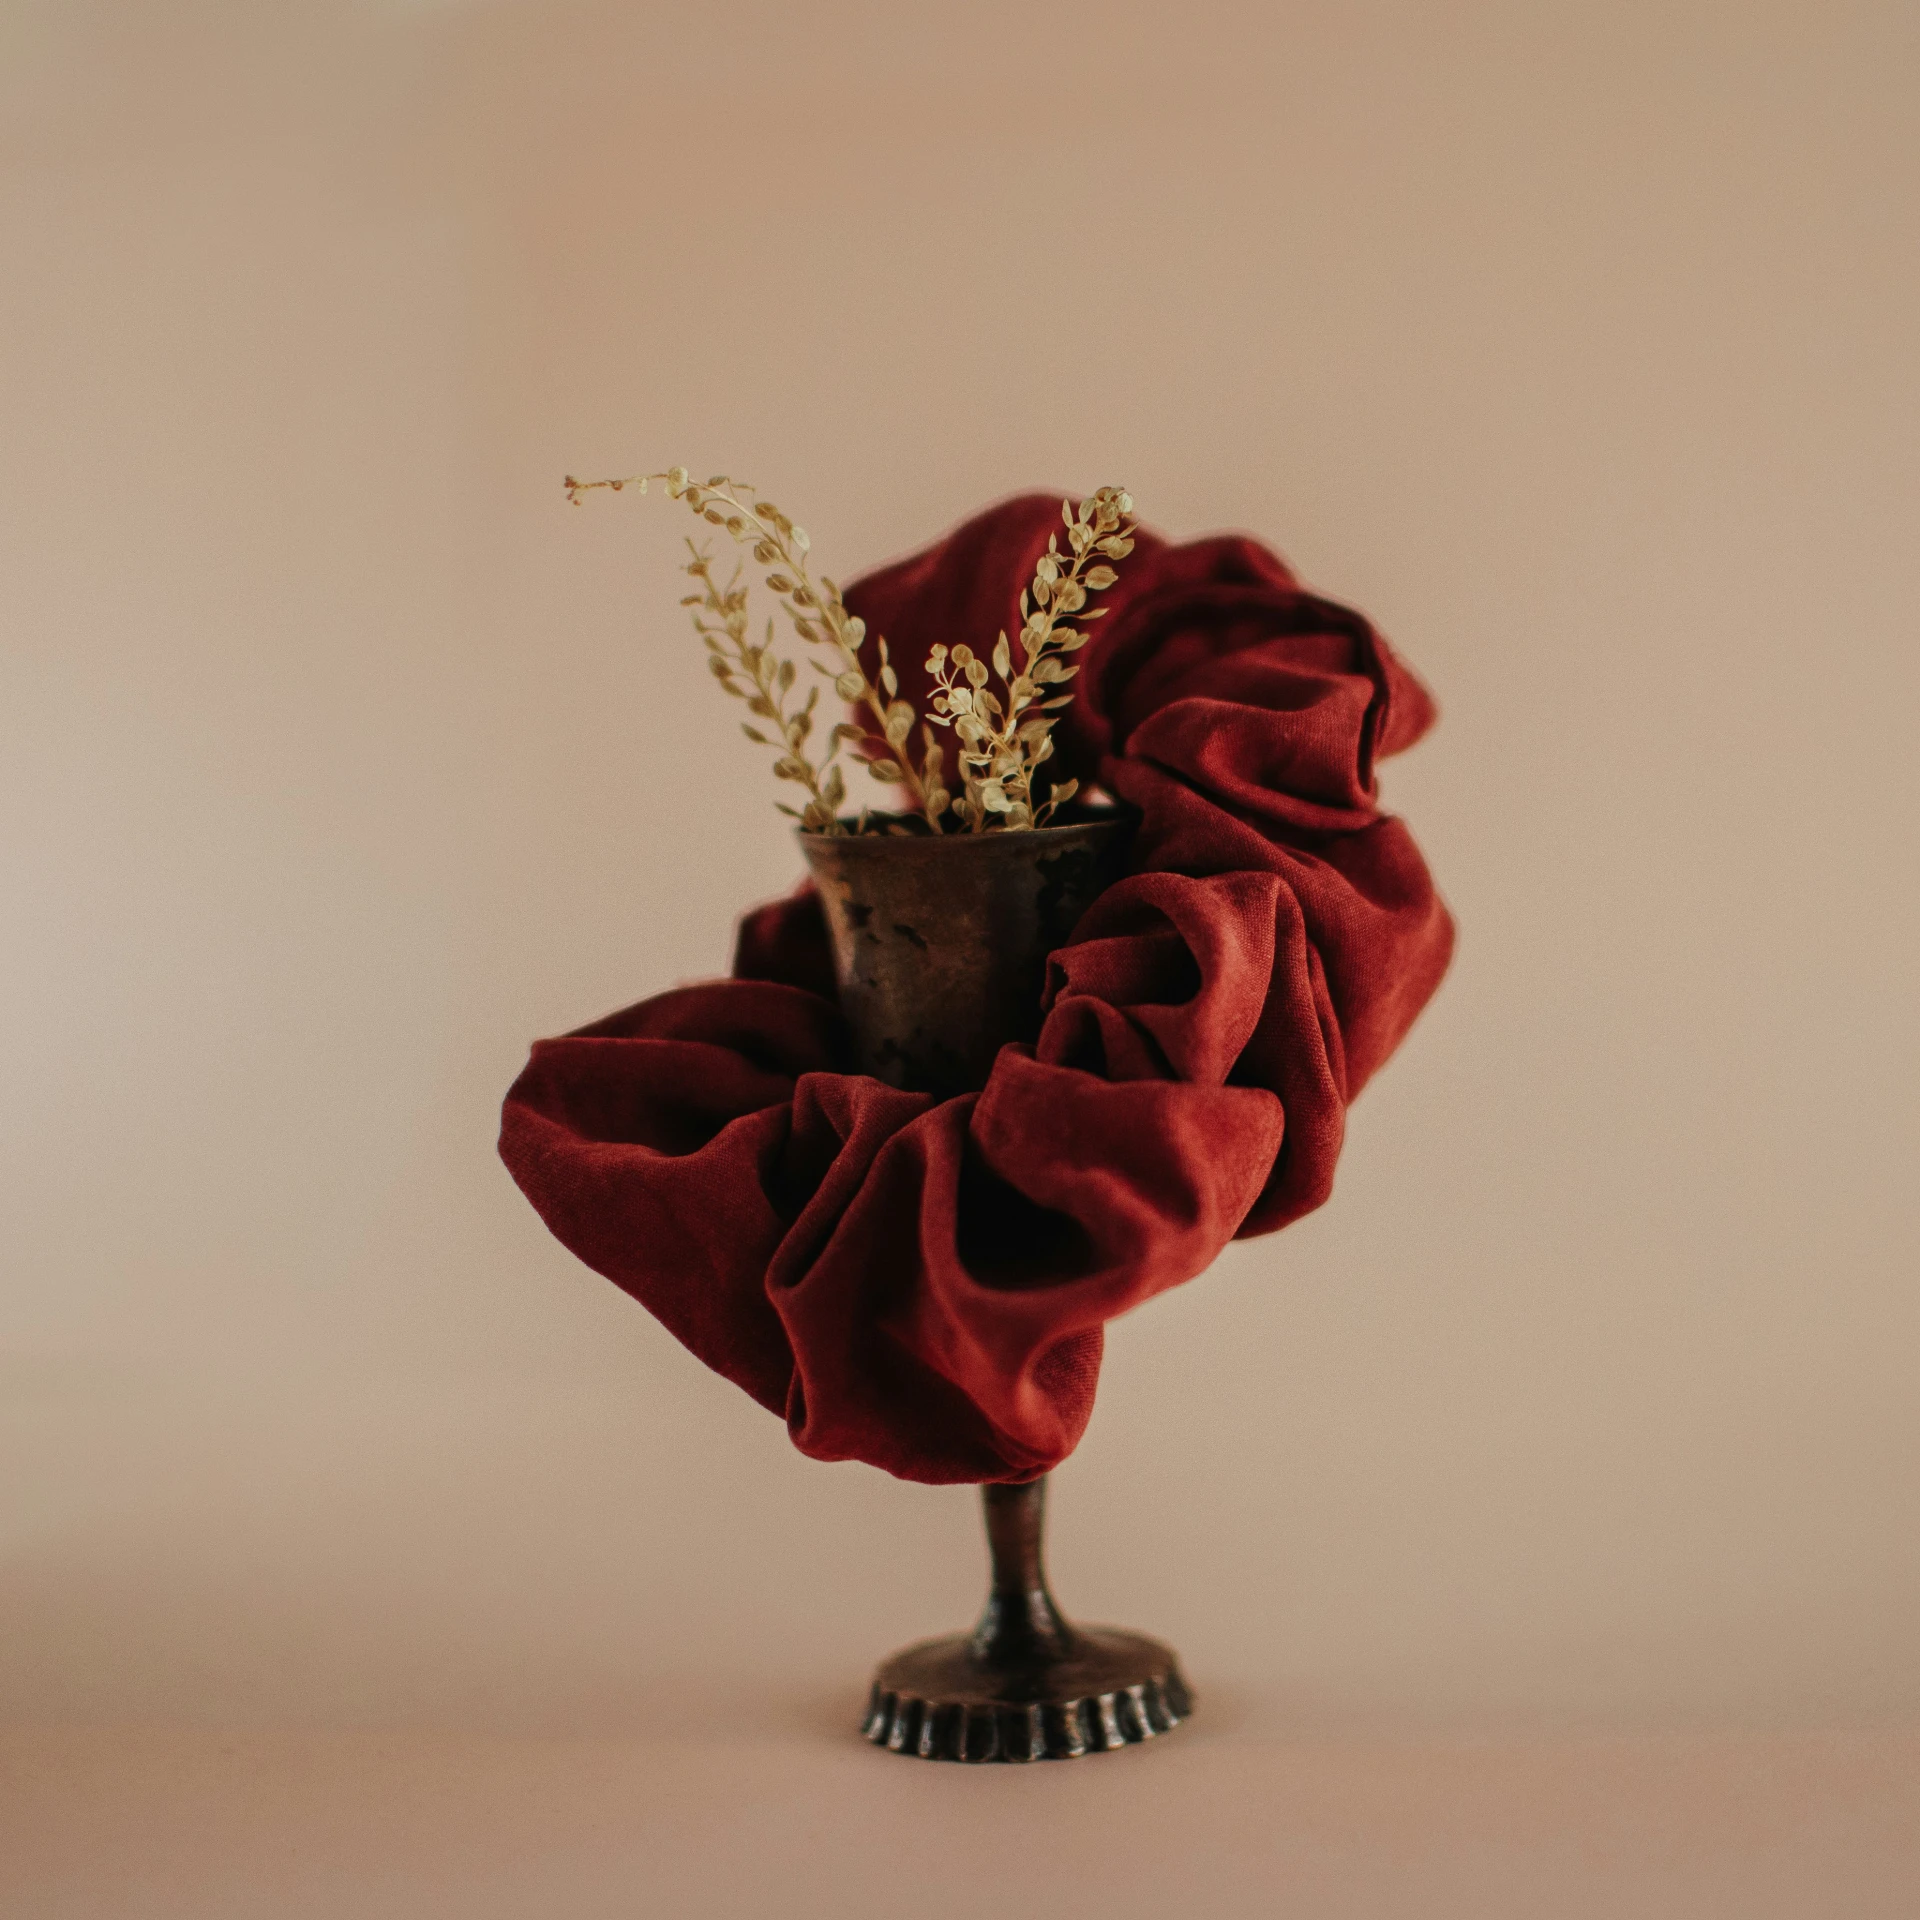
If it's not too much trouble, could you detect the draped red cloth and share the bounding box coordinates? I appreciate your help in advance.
[500,496,1453,1483]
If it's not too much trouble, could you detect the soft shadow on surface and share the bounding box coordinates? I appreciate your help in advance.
[769,1682,873,1745]
[10,1716,1918,1920]
[396,1672,872,1746]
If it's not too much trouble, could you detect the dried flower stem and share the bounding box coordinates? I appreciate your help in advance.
[566,467,939,825]
[680,542,847,832]
[925,487,1135,830]
[565,465,1137,835]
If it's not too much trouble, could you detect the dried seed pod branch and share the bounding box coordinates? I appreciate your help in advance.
[679,541,846,832]
[566,466,939,826]
[924,486,1135,830]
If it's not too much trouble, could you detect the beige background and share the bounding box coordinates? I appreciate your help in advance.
[4,1,1918,1912]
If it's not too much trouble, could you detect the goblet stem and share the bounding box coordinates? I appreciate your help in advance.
[863,1469,1192,1760]
[971,1477,1073,1665]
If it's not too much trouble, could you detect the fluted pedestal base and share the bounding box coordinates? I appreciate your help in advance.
[863,1628,1192,1763]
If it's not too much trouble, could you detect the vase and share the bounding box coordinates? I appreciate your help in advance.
[798,812,1194,1761]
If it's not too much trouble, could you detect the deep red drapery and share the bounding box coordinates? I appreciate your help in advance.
[500,495,1454,1483]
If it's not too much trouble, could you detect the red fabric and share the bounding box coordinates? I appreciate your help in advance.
[501,495,1453,1483]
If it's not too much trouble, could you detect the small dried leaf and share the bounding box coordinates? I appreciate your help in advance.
[966,658,989,689]
[834,670,865,700]
[880,663,898,698]
[992,632,1011,679]
[868,759,902,783]
[1049,777,1079,809]
[765,573,793,592]
[980,782,1011,812]
[952,644,974,667]
[742,725,770,745]
[1083,565,1118,590]
[884,701,913,746]
[778,659,796,692]
[790,526,811,552]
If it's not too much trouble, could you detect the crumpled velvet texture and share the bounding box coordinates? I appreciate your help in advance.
[500,495,1453,1483]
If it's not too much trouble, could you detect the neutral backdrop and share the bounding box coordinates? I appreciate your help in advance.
[5,1,1917,1914]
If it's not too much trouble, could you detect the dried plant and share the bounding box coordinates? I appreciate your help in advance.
[924,487,1135,830]
[565,466,1135,835]
[567,467,930,825]
[679,541,847,831]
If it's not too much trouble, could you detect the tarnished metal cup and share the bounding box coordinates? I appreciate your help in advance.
[797,812,1134,1099]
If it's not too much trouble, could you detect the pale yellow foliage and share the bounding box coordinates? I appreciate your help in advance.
[565,468,1136,834]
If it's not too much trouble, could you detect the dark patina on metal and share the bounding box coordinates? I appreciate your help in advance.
[862,1477,1192,1762]
[799,807,1193,1762]
[797,810,1134,1100]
